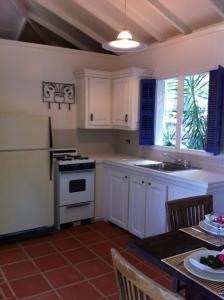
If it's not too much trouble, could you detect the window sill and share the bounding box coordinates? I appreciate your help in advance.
[148,145,224,159]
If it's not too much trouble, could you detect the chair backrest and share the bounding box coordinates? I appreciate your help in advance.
[166,194,213,231]
[111,248,184,300]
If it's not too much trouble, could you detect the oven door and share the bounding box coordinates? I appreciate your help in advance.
[59,170,94,206]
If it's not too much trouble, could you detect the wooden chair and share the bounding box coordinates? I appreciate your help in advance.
[111,248,184,300]
[166,194,213,293]
[166,194,213,232]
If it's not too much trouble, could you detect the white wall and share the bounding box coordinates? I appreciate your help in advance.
[0,39,119,129]
[119,24,224,78]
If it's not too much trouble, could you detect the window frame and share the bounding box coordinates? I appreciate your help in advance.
[155,71,210,154]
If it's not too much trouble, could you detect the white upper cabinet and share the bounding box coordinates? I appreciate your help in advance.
[74,68,152,130]
[112,68,152,130]
[112,77,131,129]
[74,69,112,129]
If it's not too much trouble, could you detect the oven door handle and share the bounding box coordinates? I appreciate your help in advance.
[66,202,91,209]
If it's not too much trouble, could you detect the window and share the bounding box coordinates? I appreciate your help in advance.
[155,73,209,151]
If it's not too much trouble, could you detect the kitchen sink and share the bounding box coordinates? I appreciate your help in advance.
[135,162,197,172]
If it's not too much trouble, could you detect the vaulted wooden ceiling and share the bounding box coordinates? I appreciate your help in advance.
[1,0,224,54]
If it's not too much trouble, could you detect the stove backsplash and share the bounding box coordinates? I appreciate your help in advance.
[52,129,116,154]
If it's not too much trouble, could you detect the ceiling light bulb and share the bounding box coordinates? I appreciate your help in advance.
[117,29,133,40]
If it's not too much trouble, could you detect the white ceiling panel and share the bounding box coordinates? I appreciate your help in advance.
[160,0,223,29]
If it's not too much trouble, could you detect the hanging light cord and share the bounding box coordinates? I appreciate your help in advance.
[124,0,127,29]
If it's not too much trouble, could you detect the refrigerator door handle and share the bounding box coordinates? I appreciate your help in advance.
[49,117,53,181]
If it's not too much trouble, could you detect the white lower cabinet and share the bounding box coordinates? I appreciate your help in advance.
[128,175,147,238]
[108,170,129,230]
[145,181,167,237]
[168,184,202,200]
[106,165,224,239]
[108,169,168,237]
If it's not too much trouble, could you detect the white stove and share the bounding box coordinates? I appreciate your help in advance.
[53,148,95,229]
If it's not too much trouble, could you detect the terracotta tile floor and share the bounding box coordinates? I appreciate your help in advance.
[0,221,173,299]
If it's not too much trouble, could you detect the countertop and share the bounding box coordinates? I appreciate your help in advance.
[85,152,224,188]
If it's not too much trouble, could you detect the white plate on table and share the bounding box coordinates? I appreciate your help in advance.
[184,250,224,281]
[199,220,224,237]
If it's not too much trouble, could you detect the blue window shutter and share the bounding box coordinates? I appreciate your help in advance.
[206,65,224,155]
[139,79,156,145]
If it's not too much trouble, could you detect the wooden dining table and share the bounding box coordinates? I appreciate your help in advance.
[128,230,224,300]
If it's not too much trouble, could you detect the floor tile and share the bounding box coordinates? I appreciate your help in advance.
[44,265,83,288]
[112,235,136,249]
[63,247,96,264]
[102,254,114,266]
[10,274,50,299]
[51,237,82,252]
[24,243,55,258]
[0,222,143,300]
[108,293,120,300]
[68,225,92,236]
[98,226,128,239]
[1,283,15,298]
[58,281,102,300]
[0,244,20,252]
[76,258,112,278]
[76,232,107,245]
[91,273,118,296]
[47,230,71,241]
[2,260,38,281]
[89,241,118,257]
[20,236,49,247]
[0,249,27,265]
[34,253,68,271]
[25,291,60,300]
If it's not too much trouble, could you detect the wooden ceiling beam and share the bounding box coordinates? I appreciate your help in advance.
[72,0,122,33]
[146,0,192,34]
[27,12,91,50]
[33,0,105,44]
[10,0,47,43]
[106,0,164,42]
[15,17,26,40]
[209,0,224,18]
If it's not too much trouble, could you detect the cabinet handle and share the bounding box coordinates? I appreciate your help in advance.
[125,114,128,123]
[142,181,145,184]
[148,182,151,186]
[90,113,93,121]
[125,176,128,179]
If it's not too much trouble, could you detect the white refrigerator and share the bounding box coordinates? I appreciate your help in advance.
[0,112,54,236]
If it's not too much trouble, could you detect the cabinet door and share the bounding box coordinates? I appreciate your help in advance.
[94,164,106,221]
[128,175,146,238]
[88,77,111,127]
[145,181,167,237]
[112,77,130,128]
[108,170,129,229]
[168,185,203,201]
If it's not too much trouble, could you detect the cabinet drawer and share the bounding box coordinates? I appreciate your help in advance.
[59,202,94,224]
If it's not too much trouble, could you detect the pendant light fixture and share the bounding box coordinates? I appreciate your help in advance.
[102,0,147,53]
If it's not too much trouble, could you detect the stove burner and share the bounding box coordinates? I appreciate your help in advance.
[55,155,89,161]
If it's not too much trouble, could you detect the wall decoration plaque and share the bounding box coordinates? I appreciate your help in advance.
[42,82,75,110]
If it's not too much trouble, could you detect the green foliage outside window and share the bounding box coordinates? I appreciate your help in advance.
[182,74,209,150]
